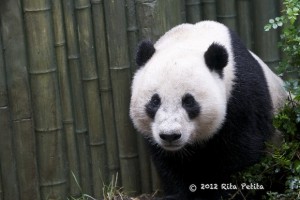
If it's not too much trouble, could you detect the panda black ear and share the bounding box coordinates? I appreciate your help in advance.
[204,43,228,77]
[136,40,155,67]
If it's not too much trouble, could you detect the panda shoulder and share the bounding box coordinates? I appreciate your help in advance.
[250,52,288,113]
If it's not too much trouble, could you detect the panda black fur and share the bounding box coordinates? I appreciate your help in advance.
[130,21,287,200]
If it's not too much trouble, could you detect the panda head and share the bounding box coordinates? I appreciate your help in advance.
[130,24,232,151]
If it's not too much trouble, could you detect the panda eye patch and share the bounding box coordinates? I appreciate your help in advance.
[145,94,161,119]
[182,93,200,119]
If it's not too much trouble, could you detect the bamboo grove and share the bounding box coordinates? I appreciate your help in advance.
[0,0,281,199]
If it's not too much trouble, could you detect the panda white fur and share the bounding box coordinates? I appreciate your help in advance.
[130,21,287,200]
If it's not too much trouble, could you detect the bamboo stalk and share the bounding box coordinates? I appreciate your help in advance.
[0,170,2,200]
[202,0,217,20]
[104,0,140,195]
[163,0,183,28]
[185,0,202,23]
[52,0,81,197]
[90,0,120,181]
[180,0,187,22]
[124,0,153,194]
[22,0,67,199]
[0,1,41,199]
[0,26,20,200]
[62,0,92,195]
[252,0,280,70]
[0,0,40,200]
[125,0,139,72]
[137,135,152,193]
[236,0,253,49]
[216,0,237,31]
[75,0,107,197]
[0,108,20,200]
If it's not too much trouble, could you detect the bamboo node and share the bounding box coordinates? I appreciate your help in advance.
[68,55,80,60]
[89,141,106,147]
[110,65,130,70]
[13,118,32,123]
[35,126,63,133]
[24,6,51,13]
[82,76,99,81]
[119,153,139,159]
[75,4,91,10]
[0,106,8,110]
[127,26,138,32]
[75,129,88,134]
[29,68,56,75]
[40,179,67,187]
[55,41,66,47]
[99,87,112,92]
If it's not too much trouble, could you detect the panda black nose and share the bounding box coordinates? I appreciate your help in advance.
[159,133,181,142]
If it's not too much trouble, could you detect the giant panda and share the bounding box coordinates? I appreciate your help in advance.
[130,21,287,200]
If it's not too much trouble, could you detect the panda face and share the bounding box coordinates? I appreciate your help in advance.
[130,46,228,151]
[130,21,236,151]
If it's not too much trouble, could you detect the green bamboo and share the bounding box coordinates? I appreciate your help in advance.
[125,0,153,193]
[135,0,159,40]
[125,0,139,72]
[137,135,152,193]
[216,0,237,31]
[185,0,202,23]
[202,0,217,20]
[104,0,140,195]
[0,109,20,200]
[0,170,2,200]
[0,22,5,180]
[181,0,187,22]
[136,0,182,41]
[52,0,81,197]
[22,0,67,199]
[0,26,20,200]
[90,0,120,181]
[236,0,253,49]
[252,0,280,70]
[62,0,91,195]
[165,0,184,27]
[0,1,41,199]
[75,0,107,197]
